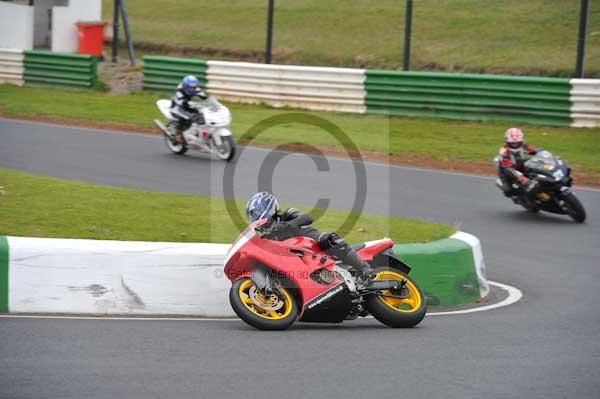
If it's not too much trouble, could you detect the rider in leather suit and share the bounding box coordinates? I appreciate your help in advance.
[170,75,208,138]
[246,192,376,285]
[496,127,540,196]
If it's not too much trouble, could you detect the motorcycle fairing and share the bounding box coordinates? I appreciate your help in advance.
[299,283,352,323]
[356,238,394,261]
[224,235,344,308]
[370,248,412,275]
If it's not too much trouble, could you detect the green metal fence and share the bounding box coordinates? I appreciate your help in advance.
[365,70,572,126]
[23,51,97,89]
[143,55,207,92]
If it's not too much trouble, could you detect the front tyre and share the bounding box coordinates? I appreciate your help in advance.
[365,268,426,328]
[563,193,586,223]
[230,277,298,331]
[214,136,236,161]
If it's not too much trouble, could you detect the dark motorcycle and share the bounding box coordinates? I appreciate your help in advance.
[494,150,586,223]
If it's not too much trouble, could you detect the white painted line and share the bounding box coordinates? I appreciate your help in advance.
[0,281,521,321]
[426,281,522,316]
[0,315,240,321]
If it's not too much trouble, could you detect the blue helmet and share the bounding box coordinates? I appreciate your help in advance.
[182,75,200,96]
[246,192,279,224]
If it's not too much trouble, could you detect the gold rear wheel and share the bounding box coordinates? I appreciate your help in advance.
[365,268,427,328]
[374,270,423,313]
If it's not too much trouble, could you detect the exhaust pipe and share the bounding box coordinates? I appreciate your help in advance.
[153,119,170,138]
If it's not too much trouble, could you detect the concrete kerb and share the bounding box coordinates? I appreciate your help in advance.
[0,232,489,316]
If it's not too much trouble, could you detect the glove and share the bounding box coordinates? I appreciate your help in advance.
[517,175,529,185]
[525,180,538,193]
[268,221,289,234]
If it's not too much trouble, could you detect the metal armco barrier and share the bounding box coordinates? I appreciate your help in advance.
[206,61,366,113]
[365,70,572,126]
[570,79,600,127]
[142,55,207,92]
[140,56,600,128]
[0,48,24,86]
[23,51,97,88]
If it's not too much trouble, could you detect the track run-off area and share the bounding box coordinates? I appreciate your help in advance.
[1,118,599,399]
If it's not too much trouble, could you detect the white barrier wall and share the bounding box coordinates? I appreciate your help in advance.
[570,79,600,128]
[7,237,235,316]
[0,49,24,86]
[52,0,102,52]
[206,61,366,113]
[0,3,34,50]
[450,232,489,298]
[2,234,491,316]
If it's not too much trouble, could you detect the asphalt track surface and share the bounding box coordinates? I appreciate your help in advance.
[1,118,599,399]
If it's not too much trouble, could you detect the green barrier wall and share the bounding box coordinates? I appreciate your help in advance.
[143,56,207,92]
[366,70,572,126]
[0,237,8,313]
[23,51,97,89]
[393,238,480,307]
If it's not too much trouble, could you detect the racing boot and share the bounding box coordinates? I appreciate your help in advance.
[343,249,376,288]
[321,233,376,287]
[495,178,512,197]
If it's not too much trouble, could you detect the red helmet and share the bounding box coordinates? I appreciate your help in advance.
[504,128,524,151]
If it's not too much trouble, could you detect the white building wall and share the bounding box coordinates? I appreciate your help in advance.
[0,2,34,50]
[34,0,69,48]
[52,0,103,53]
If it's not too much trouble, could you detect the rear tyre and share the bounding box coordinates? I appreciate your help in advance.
[564,193,586,223]
[164,122,187,155]
[365,268,426,328]
[230,277,298,331]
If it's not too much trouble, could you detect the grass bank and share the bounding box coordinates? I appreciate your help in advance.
[1,85,599,183]
[102,0,600,76]
[0,167,453,244]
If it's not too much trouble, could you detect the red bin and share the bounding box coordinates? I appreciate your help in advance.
[76,21,106,57]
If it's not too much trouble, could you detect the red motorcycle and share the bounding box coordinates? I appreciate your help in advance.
[224,220,427,330]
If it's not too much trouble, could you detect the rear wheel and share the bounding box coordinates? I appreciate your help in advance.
[563,193,586,223]
[230,277,298,330]
[164,122,187,155]
[365,268,426,328]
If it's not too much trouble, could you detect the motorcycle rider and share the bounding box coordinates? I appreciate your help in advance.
[496,127,540,196]
[169,75,208,142]
[246,192,376,286]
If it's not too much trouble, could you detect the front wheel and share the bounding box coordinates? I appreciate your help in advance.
[213,135,236,161]
[365,268,426,328]
[229,277,298,330]
[563,193,586,223]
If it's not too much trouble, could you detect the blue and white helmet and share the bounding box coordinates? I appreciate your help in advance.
[182,75,200,96]
[246,192,279,224]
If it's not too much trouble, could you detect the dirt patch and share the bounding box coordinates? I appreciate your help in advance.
[3,112,599,188]
[98,58,144,94]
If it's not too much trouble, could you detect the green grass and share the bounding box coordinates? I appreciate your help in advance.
[2,84,599,175]
[0,167,453,244]
[102,0,600,76]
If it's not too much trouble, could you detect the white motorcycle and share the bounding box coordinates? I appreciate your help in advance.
[153,96,236,161]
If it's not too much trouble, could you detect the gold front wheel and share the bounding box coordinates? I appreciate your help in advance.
[230,277,298,330]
